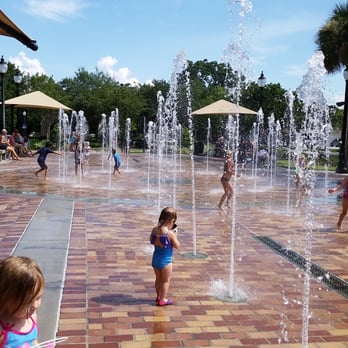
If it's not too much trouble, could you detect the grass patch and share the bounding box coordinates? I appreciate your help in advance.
[277,160,336,172]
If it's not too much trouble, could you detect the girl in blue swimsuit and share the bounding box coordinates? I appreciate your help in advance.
[150,207,180,306]
[0,256,45,348]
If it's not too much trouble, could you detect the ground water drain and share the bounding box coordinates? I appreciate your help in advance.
[254,235,348,299]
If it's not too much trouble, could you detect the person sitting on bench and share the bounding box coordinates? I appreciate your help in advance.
[0,129,20,160]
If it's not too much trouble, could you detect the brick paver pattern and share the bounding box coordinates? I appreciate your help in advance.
[1,152,348,347]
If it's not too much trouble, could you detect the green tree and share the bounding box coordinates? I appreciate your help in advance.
[330,104,344,130]
[4,58,304,150]
[60,69,162,147]
[240,82,304,138]
[186,59,238,142]
[316,3,348,72]
[60,68,119,135]
[188,59,238,110]
[27,74,67,138]
[316,2,348,172]
[2,62,26,132]
[137,79,169,147]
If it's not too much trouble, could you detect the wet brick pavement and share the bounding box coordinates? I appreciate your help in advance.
[1,152,348,347]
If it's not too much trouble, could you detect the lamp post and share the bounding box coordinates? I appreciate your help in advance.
[257,71,266,109]
[336,67,348,173]
[22,111,27,131]
[13,68,22,131]
[0,56,8,130]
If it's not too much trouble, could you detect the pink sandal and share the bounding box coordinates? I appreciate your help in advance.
[157,298,174,306]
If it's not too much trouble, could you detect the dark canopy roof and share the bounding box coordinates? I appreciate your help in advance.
[0,10,38,51]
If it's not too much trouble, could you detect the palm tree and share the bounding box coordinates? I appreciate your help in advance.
[316,2,348,172]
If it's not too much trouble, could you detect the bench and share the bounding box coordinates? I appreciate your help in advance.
[0,149,6,161]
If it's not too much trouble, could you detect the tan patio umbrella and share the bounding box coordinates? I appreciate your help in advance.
[192,99,257,116]
[0,10,38,51]
[4,91,72,110]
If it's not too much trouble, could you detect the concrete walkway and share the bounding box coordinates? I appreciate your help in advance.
[12,197,73,342]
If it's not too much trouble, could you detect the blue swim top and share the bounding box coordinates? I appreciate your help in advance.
[0,316,38,348]
[150,233,172,249]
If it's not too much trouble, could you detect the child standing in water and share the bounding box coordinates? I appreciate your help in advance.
[150,207,180,306]
[295,154,307,192]
[0,256,45,348]
[75,142,84,175]
[33,141,61,179]
[218,150,235,210]
[328,176,348,231]
[112,148,122,176]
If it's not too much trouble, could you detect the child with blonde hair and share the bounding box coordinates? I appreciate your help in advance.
[150,207,180,306]
[218,150,235,210]
[0,256,45,348]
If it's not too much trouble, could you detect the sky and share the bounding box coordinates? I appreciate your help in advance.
[0,0,345,105]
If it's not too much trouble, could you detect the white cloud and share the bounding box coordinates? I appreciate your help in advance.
[9,51,45,76]
[97,56,140,86]
[24,0,91,21]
